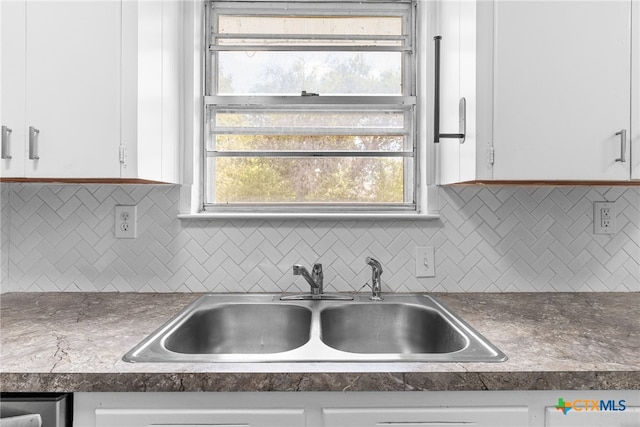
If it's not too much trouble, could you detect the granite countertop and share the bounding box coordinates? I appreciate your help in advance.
[0,292,638,392]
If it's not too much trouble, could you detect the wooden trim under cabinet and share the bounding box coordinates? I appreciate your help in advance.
[446,180,640,187]
[0,178,169,184]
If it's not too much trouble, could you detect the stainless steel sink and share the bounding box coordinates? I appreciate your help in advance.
[123,294,507,363]
[320,303,467,354]
[164,303,311,354]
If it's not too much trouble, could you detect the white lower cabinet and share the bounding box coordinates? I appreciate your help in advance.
[95,408,304,427]
[544,404,639,427]
[76,393,305,427]
[322,406,527,426]
[74,390,637,427]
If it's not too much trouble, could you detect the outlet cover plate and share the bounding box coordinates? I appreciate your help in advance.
[115,205,137,239]
[593,201,615,235]
[416,246,435,277]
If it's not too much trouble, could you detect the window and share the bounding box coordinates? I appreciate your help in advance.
[204,0,418,214]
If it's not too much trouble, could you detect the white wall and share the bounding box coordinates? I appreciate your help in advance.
[0,183,638,293]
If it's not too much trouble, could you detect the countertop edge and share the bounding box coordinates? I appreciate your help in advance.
[2,371,639,393]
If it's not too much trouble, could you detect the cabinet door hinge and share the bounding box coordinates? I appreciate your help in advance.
[487,143,495,168]
[119,143,127,167]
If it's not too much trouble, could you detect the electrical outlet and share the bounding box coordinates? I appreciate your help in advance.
[415,246,435,277]
[593,202,615,235]
[115,205,137,238]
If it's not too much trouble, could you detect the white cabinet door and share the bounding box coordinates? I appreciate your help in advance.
[492,0,631,181]
[0,0,26,178]
[120,0,181,183]
[75,393,307,427]
[322,406,529,427]
[545,405,639,426]
[441,0,636,183]
[23,0,121,178]
[95,408,306,427]
[632,0,640,181]
[437,0,462,185]
[2,0,180,181]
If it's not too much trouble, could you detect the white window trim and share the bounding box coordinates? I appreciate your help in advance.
[179,0,439,220]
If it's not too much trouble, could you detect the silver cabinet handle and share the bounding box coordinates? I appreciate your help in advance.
[615,129,626,163]
[1,126,12,159]
[29,126,40,160]
[433,36,466,144]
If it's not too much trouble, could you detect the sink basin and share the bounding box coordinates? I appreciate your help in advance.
[123,294,507,363]
[320,303,467,354]
[164,304,311,354]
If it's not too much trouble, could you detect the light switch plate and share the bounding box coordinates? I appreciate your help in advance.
[416,246,435,277]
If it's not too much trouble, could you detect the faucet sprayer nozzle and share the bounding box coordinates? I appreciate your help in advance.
[365,257,383,274]
[365,257,383,301]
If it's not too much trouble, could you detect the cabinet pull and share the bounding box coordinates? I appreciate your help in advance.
[29,126,40,160]
[615,129,626,163]
[433,36,466,144]
[1,126,12,159]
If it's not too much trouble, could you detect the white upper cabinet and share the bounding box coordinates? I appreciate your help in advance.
[121,0,182,183]
[1,1,26,178]
[632,0,640,181]
[1,0,121,179]
[1,0,181,182]
[439,0,638,183]
[492,0,630,181]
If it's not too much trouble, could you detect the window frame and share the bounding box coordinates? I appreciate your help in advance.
[203,0,423,214]
[179,0,438,220]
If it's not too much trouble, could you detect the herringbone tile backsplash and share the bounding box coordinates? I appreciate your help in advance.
[1,184,638,293]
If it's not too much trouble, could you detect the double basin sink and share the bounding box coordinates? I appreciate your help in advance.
[123,294,507,363]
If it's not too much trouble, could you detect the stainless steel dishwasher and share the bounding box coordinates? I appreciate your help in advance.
[0,393,72,427]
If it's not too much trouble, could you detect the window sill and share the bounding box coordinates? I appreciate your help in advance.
[177,212,440,221]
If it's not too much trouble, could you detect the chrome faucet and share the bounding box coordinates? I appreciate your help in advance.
[293,263,323,296]
[365,257,383,301]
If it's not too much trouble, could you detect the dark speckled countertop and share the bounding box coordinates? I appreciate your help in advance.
[0,292,638,392]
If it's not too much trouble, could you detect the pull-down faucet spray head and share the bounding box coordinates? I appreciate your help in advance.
[365,257,383,301]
